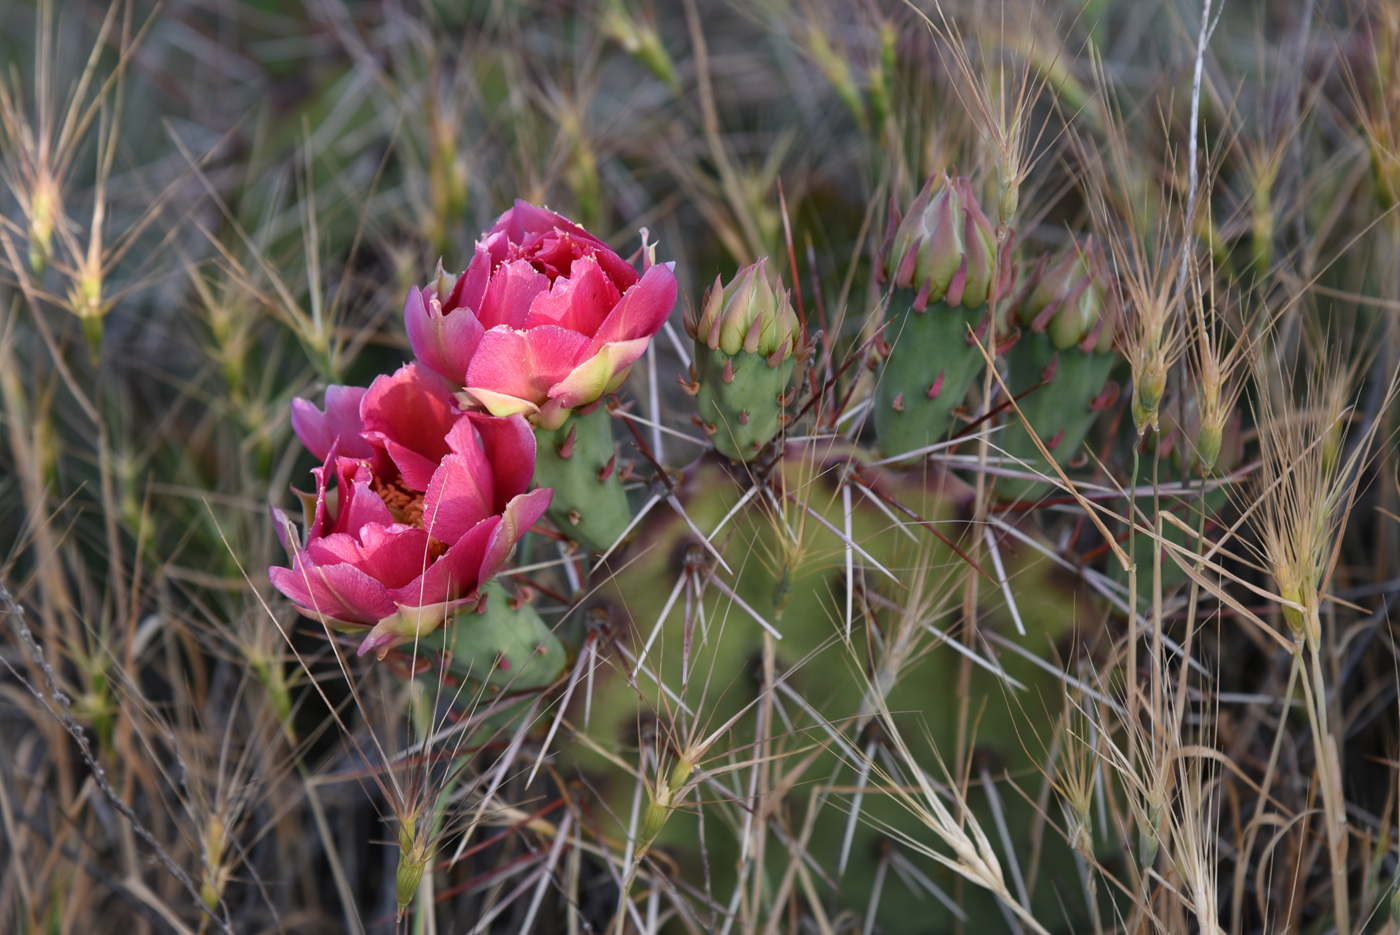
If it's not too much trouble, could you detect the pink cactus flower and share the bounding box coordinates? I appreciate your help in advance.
[404,200,678,429]
[270,362,552,659]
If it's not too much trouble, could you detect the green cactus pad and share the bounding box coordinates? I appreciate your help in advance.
[418,580,567,692]
[532,405,633,553]
[874,299,987,461]
[695,346,795,461]
[996,335,1116,502]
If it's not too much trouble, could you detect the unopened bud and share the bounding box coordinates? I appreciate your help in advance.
[693,258,798,361]
[1017,238,1115,353]
[693,259,801,461]
[884,171,997,309]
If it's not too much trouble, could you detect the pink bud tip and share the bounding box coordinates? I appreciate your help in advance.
[927,370,945,399]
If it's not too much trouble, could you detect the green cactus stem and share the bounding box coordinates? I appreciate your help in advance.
[996,241,1118,501]
[417,580,568,694]
[997,338,1117,502]
[688,258,800,461]
[873,170,999,462]
[874,299,988,461]
[695,346,795,460]
[532,404,633,553]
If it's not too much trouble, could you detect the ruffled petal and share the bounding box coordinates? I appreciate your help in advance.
[360,362,460,491]
[269,556,396,626]
[487,200,641,291]
[547,337,650,411]
[325,460,394,539]
[387,513,499,610]
[477,487,553,583]
[584,262,677,354]
[463,325,590,411]
[291,385,375,462]
[404,285,485,386]
[476,259,549,331]
[443,243,493,314]
[467,412,536,508]
[305,524,436,591]
[419,420,496,543]
[524,254,621,335]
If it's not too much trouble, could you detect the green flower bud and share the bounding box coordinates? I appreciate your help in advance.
[688,259,801,461]
[691,258,799,361]
[884,171,998,310]
[1017,238,1116,354]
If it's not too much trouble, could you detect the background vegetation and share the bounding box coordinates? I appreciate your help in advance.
[3,0,1400,933]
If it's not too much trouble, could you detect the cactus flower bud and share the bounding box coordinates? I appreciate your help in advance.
[689,259,801,461]
[1017,237,1115,354]
[997,242,1120,500]
[884,171,997,310]
[874,171,1001,461]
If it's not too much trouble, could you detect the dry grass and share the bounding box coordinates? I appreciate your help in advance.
[4,1,1400,933]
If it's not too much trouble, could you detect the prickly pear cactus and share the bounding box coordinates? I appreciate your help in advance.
[997,239,1119,501]
[418,580,568,693]
[572,439,1098,929]
[686,259,801,460]
[874,171,999,460]
[531,405,633,552]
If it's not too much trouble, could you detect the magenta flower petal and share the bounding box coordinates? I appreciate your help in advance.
[466,412,536,507]
[404,284,486,386]
[585,261,677,355]
[524,255,621,334]
[360,363,459,490]
[305,524,436,592]
[478,487,553,583]
[443,243,493,314]
[548,336,650,411]
[476,259,550,331]
[291,385,375,462]
[488,200,641,291]
[387,513,499,610]
[320,459,390,536]
[463,325,590,415]
[269,556,396,626]
[419,420,496,544]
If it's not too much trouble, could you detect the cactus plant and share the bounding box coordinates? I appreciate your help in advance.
[687,258,801,461]
[531,403,634,552]
[997,239,1119,501]
[874,171,999,461]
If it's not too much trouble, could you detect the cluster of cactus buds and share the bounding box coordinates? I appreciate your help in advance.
[684,258,801,461]
[998,238,1118,499]
[874,170,999,460]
